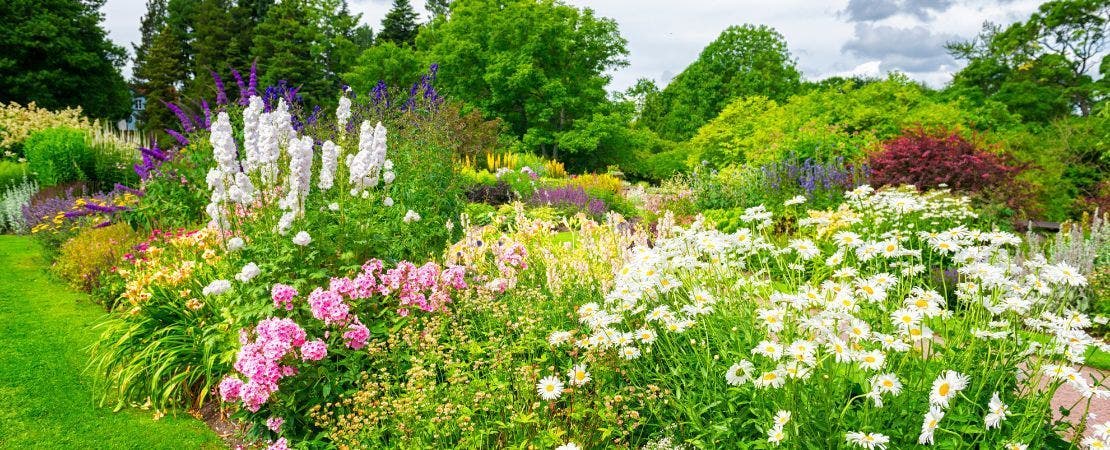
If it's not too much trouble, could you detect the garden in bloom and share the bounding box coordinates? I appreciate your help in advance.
[1,0,1108,448]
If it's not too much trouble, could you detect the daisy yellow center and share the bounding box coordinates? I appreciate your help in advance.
[915,299,928,308]
[575,372,585,381]
[763,373,777,381]
[883,380,893,387]
[864,356,876,363]
[545,385,555,392]
[939,383,950,396]
[863,286,874,295]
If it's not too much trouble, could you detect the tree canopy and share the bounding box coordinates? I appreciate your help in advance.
[946,0,1108,121]
[419,0,628,159]
[640,24,802,141]
[0,0,132,119]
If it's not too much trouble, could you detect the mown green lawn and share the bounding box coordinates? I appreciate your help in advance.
[0,235,222,449]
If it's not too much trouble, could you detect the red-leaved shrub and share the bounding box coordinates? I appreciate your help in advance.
[870,128,1021,193]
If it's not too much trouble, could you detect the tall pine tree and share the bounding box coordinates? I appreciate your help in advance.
[379,0,420,47]
[251,0,331,106]
[188,0,238,99]
[0,0,131,119]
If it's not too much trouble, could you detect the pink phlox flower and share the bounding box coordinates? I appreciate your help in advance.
[343,317,370,349]
[270,284,298,311]
[308,288,349,325]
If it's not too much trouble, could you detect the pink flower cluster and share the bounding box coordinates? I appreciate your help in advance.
[310,258,467,319]
[343,318,370,349]
[220,318,308,411]
[496,241,528,274]
[220,259,469,414]
[271,283,298,311]
[308,289,349,324]
[301,339,327,361]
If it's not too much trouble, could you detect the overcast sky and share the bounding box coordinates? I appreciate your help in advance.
[101,0,1043,91]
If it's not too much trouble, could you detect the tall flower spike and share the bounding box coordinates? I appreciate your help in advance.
[248,61,258,97]
[212,70,229,105]
[318,140,338,191]
[231,68,248,105]
[162,101,195,133]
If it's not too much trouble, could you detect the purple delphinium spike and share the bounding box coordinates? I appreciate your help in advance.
[212,71,229,105]
[248,61,258,98]
[307,105,321,126]
[162,101,195,133]
[95,220,113,228]
[140,144,168,162]
[114,183,144,197]
[201,100,212,130]
[372,81,388,106]
[164,129,190,147]
[231,68,249,105]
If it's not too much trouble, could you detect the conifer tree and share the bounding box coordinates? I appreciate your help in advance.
[379,0,420,47]
[0,0,131,119]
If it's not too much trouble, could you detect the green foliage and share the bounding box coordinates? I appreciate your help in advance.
[640,24,802,141]
[0,0,131,120]
[379,0,421,46]
[420,0,628,158]
[991,114,1109,220]
[52,223,142,294]
[690,75,1018,168]
[946,0,1108,121]
[0,160,30,189]
[344,41,427,93]
[125,142,212,230]
[251,0,354,107]
[24,127,94,187]
[463,201,496,225]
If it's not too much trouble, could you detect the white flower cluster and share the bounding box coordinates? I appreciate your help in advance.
[203,93,397,235]
[347,121,393,197]
[544,186,1104,448]
[205,112,255,230]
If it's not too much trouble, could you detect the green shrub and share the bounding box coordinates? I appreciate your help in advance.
[463,202,497,226]
[24,127,94,186]
[52,223,142,293]
[0,160,30,188]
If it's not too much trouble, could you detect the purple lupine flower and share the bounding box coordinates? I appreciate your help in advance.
[212,71,229,105]
[529,186,608,216]
[231,68,249,105]
[162,101,195,133]
[306,105,321,126]
[164,129,190,147]
[140,145,168,162]
[201,100,212,130]
[372,81,388,106]
[114,183,144,197]
[248,61,258,97]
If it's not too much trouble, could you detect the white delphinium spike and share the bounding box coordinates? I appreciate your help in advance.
[336,94,352,135]
[242,96,264,173]
[232,172,255,204]
[279,135,314,221]
[210,112,239,175]
[348,119,375,194]
[257,109,280,185]
[318,140,338,190]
